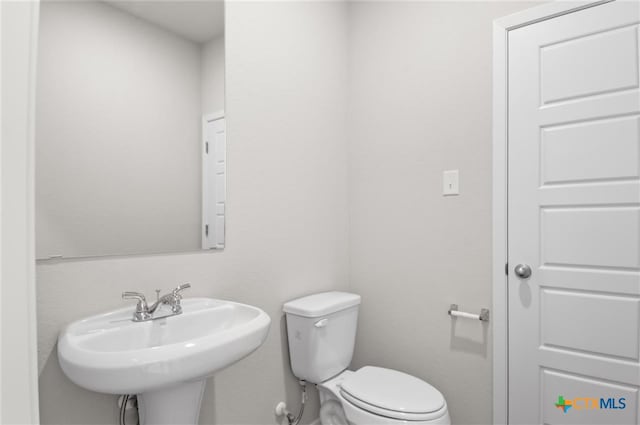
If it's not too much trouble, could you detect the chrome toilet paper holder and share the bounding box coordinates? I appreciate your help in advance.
[448,304,490,322]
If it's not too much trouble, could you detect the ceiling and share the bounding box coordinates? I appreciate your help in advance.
[105,1,224,44]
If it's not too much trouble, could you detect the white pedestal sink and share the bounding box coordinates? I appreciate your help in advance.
[58,298,271,425]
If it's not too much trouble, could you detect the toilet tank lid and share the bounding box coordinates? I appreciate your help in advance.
[283,292,361,318]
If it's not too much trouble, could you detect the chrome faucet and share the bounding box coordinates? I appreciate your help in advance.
[122,283,191,322]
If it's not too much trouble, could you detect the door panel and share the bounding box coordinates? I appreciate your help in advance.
[542,370,638,425]
[541,289,640,360]
[541,116,640,185]
[508,1,640,424]
[202,116,226,249]
[540,25,639,105]
[541,207,640,269]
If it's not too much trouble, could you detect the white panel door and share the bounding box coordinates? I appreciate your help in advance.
[508,2,640,424]
[202,115,226,249]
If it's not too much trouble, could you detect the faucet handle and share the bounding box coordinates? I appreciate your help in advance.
[172,283,191,298]
[122,292,149,311]
[122,291,145,300]
[122,291,146,300]
[122,292,151,321]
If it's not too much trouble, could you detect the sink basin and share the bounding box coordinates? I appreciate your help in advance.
[58,298,271,424]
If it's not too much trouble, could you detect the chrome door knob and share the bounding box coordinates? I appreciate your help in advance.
[514,264,532,279]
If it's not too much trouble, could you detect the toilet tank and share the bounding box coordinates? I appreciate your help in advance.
[283,292,361,384]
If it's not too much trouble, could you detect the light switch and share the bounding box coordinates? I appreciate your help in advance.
[443,170,459,196]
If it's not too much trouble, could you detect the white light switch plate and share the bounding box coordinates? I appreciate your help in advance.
[443,170,459,196]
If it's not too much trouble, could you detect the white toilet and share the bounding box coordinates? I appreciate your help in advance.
[283,292,451,425]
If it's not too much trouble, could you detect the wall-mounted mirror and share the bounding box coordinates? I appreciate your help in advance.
[35,0,226,259]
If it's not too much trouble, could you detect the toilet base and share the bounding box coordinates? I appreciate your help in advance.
[320,399,350,425]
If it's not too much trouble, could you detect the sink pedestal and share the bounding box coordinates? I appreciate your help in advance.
[137,380,206,425]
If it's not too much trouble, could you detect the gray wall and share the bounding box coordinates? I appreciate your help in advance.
[37,1,349,424]
[35,1,203,259]
[347,2,539,425]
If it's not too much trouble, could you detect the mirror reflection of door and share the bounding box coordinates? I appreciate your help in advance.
[202,113,226,250]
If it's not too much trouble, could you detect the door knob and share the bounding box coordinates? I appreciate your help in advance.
[514,264,532,279]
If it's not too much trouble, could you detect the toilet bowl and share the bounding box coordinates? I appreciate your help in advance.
[283,292,451,425]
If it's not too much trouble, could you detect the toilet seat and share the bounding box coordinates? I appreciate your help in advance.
[339,366,447,422]
[318,369,450,425]
[340,391,448,422]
